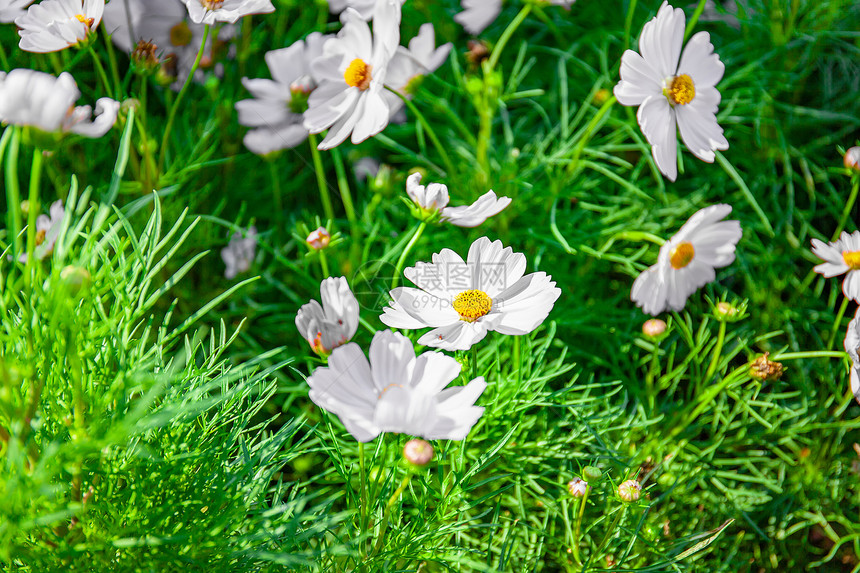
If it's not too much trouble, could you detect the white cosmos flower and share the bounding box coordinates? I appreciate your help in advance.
[381,237,561,351]
[220,226,257,279]
[406,172,510,228]
[845,314,860,404]
[236,33,328,155]
[182,0,274,25]
[303,0,401,150]
[18,200,65,263]
[613,1,729,181]
[295,276,360,357]
[327,0,404,20]
[384,23,452,118]
[1,0,33,23]
[631,204,742,316]
[16,0,104,53]
[307,330,486,442]
[455,0,501,35]
[811,231,860,302]
[0,69,119,138]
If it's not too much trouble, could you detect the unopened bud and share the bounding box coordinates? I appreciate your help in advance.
[748,352,784,382]
[582,465,602,481]
[306,227,331,250]
[466,40,490,65]
[618,479,641,502]
[845,146,860,172]
[642,319,667,338]
[131,40,160,75]
[567,477,588,497]
[403,439,433,466]
[60,265,91,295]
[715,301,736,318]
[593,88,611,105]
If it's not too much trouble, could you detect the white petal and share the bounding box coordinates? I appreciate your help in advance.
[614,49,662,107]
[677,31,724,89]
[492,272,561,335]
[637,94,678,181]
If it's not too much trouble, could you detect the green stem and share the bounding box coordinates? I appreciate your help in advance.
[101,28,122,99]
[705,321,727,379]
[832,178,859,241]
[684,0,709,42]
[827,297,851,350]
[385,86,455,178]
[4,127,22,261]
[158,24,210,174]
[267,159,284,238]
[391,221,426,289]
[486,4,532,73]
[24,149,43,288]
[623,0,639,52]
[645,341,660,412]
[594,505,627,560]
[0,40,9,71]
[715,151,775,236]
[88,46,113,97]
[471,346,479,380]
[331,147,362,265]
[571,488,590,566]
[371,472,413,556]
[513,336,522,385]
[318,250,330,278]
[567,95,617,175]
[358,442,367,555]
[614,230,665,246]
[308,134,336,222]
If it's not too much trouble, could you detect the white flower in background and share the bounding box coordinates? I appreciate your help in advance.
[327,0,404,20]
[406,172,510,228]
[0,69,119,137]
[455,0,501,35]
[221,226,257,279]
[381,237,561,351]
[182,0,274,25]
[304,0,401,150]
[0,0,33,23]
[845,315,860,404]
[384,23,452,118]
[16,0,104,52]
[235,33,327,155]
[18,200,65,263]
[812,231,860,303]
[631,204,742,316]
[295,276,359,357]
[307,330,486,442]
[613,1,728,181]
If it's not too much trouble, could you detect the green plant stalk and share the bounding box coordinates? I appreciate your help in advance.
[372,472,413,556]
[308,134,336,222]
[158,24,210,174]
[24,149,43,290]
[567,95,617,175]
[0,40,9,71]
[593,505,628,565]
[513,336,522,385]
[385,86,455,177]
[715,151,774,236]
[645,342,660,411]
[267,160,284,238]
[705,321,727,380]
[358,442,367,556]
[623,0,639,52]
[571,488,590,566]
[318,250,330,278]
[331,146,362,263]
[614,230,666,246]
[101,28,122,99]
[4,127,22,261]
[486,4,532,73]
[826,297,850,350]
[471,346,479,380]
[391,221,426,289]
[88,45,113,99]
[832,178,859,240]
[684,0,709,42]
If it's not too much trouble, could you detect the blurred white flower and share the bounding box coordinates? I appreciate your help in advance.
[235,33,327,155]
[381,237,561,351]
[613,1,728,181]
[812,231,860,303]
[182,0,274,25]
[0,0,33,23]
[406,172,510,227]
[295,276,359,357]
[845,308,860,363]
[307,330,486,442]
[631,204,742,316]
[16,0,104,52]
[18,200,64,263]
[455,0,501,35]
[221,226,257,279]
[384,23,452,117]
[0,69,119,137]
[327,0,403,20]
[845,146,860,171]
[304,0,401,150]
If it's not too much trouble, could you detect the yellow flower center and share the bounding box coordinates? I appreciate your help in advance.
[843,250,860,270]
[75,14,94,28]
[35,229,46,247]
[666,74,695,105]
[452,289,492,323]
[344,58,373,90]
[670,242,695,269]
[201,0,224,8]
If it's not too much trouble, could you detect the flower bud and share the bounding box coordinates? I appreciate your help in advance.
[403,439,434,467]
[582,465,602,481]
[642,319,667,338]
[748,352,784,382]
[306,227,331,251]
[593,88,611,105]
[131,40,160,76]
[715,301,736,319]
[845,146,860,172]
[567,477,588,497]
[60,265,91,295]
[618,479,641,502]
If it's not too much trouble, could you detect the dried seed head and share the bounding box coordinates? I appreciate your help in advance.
[748,352,784,382]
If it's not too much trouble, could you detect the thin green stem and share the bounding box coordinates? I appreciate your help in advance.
[684,0,709,42]
[832,178,859,240]
[567,95,617,175]
[384,86,455,178]
[705,321,727,379]
[614,230,666,246]
[101,28,122,99]
[715,151,775,236]
[24,149,43,289]
[371,472,413,556]
[358,442,367,554]
[158,24,210,174]
[4,127,22,260]
[392,221,426,289]
[318,250,330,278]
[623,0,639,52]
[267,159,284,238]
[645,341,660,412]
[471,346,479,380]
[486,4,532,73]
[827,297,851,350]
[308,134,336,222]
[0,40,9,71]
[513,336,522,385]
[594,505,627,561]
[88,46,113,97]
[571,487,590,566]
